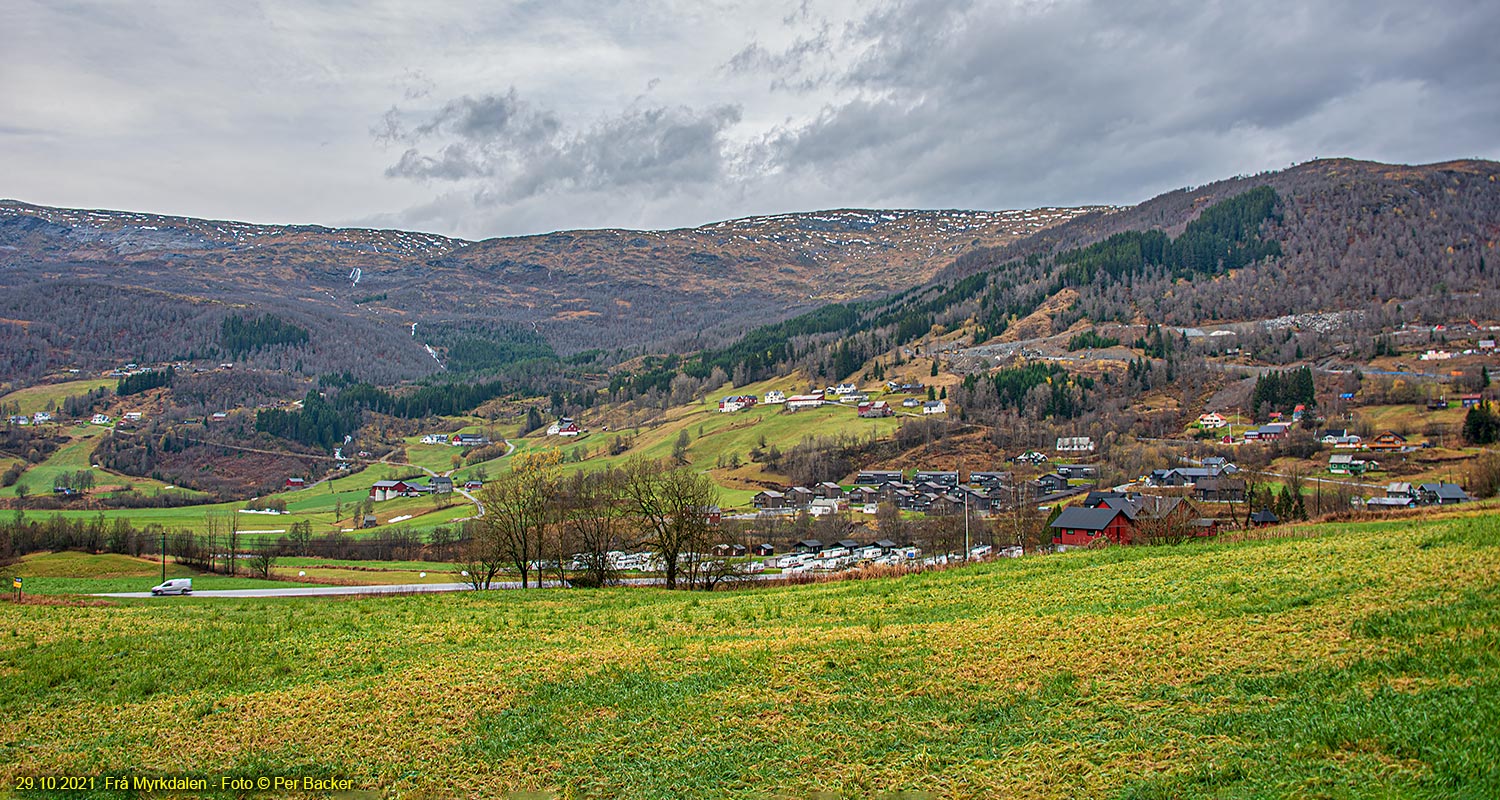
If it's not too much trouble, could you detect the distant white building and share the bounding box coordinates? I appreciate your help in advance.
[32,412,52,424]
[786,394,825,410]
[833,383,858,395]
[420,434,448,445]
[762,390,786,405]
[90,414,112,426]
[922,400,947,415]
[1196,412,1227,429]
[1056,436,1095,452]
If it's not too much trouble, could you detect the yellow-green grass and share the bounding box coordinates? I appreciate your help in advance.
[474,399,902,508]
[0,378,114,415]
[4,512,1498,798]
[1355,403,1467,435]
[6,551,317,595]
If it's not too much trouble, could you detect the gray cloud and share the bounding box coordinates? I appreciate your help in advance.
[1,1,1496,238]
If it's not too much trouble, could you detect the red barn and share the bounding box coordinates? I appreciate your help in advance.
[1049,506,1134,548]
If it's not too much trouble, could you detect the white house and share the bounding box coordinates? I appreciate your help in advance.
[1056,436,1095,452]
[922,400,947,415]
[833,382,858,395]
[420,434,448,445]
[32,412,52,424]
[786,394,825,410]
[90,414,112,426]
[1196,412,1227,429]
[762,390,786,405]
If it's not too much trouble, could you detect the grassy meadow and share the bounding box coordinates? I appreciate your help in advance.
[2,511,1497,798]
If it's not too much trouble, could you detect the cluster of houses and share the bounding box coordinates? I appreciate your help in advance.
[419,432,494,446]
[366,476,483,501]
[752,467,1099,517]
[1365,481,1471,509]
[5,411,53,426]
[715,385,945,416]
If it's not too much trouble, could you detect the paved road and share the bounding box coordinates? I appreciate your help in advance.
[96,582,494,599]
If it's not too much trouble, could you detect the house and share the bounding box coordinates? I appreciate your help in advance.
[31,412,51,424]
[1036,473,1070,494]
[122,411,144,422]
[1055,464,1098,480]
[969,471,1010,488]
[922,400,947,415]
[814,482,845,500]
[1461,393,1484,409]
[901,397,922,408]
[711,543,748,558]
[752,490,788,510]
[754,543,775,557]
[450,433,490,447]
[874,539,900,553]
[1194,478,1247,503]
[210,411,229,422]
[718,395,757,413]
[1196,412,1227,429]
[362,514,379,529]
[430,476,454,494]
[285,477,306,490]
[794,539,824,555]
[786,486,815,507]
[1417,483,1470,505]
[420,434,448,445]
[557,420,582,437]
[1056,436,1095,453]
[90,414,112,425]
[1250,423,1291,441]
[786,394,825,410]
[1385,482,1416,500]
[833,383,858,395]
[1328,454,1369,475]
[6,415,27,426]
[463,480,484,491]
[1366,431,1407,452]
[762,390,787,405]
[834,538,862,552]
[369,480,413,501]
[855,470,904,486]
[857,401,893,418]
[1012,450,1049,465]
[886,381,925,393]
[1249,508,1280,527]
[913,471,959,487]
[1050,506,1133,548]
[848,486,880,505]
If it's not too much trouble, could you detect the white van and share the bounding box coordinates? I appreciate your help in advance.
[150,578,192,596]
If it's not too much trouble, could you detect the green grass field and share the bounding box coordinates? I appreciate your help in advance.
[6,552,316,595]
[2,511,1497,798]
[0,378,114,415]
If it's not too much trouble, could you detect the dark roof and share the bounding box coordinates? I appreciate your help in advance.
[1049,506,1123,532]
[1250,508,1280,524]
[874,539,899,549]
[795,539,823,548]
[835,539,861,549]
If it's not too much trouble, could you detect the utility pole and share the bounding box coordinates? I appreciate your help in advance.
[161,529,167,584]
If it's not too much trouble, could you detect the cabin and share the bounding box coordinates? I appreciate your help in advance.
[1366,431,1407,452]
[369,480,413,501]
[1036,473,1070,494]
[1249,508,1280,527]
[855,470,904,486]
[752,490,788,511]
[1050,506,1133,548]
[1193,477,1247,503]
[361,514,379,529]
[1461,394,1484,409]
[913,471,959,487]
[463,480,484,491]
[754,543,775,557]
[794,539,824,555]
[285,477,306,490]
[968,471,1010,488]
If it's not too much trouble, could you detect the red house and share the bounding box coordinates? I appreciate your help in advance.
[1049,506,1134,548]
[285,477,306,489]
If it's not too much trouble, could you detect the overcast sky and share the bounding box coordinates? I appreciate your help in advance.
[3,0,1497,239]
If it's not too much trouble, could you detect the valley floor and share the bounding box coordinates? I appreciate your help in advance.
[2,511,1498,798]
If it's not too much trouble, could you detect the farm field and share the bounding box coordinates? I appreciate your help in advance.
[0,378,114,415]
[0,424,193,501]
[2,511,1497,798]
[7,552,315,595]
